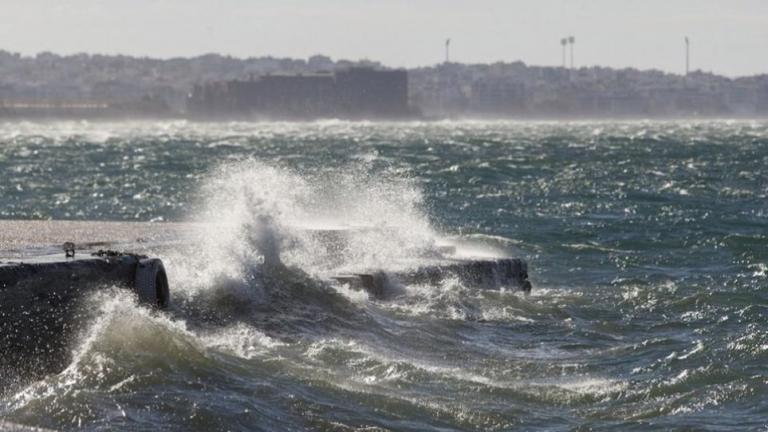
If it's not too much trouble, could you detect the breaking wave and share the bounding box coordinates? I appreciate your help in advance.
[1,120,767,430]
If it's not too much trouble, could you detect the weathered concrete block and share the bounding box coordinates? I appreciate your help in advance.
[332,258,531,298]
[0,254,143,388]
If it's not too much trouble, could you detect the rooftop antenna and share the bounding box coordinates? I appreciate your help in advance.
[685,36,690,75]
[560,38,567,68]
[568,36,575,69]
[445,38,451,63]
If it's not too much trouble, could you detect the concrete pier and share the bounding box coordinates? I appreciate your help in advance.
[332,257,531,298]
[0,219,531,386]
[304,226,532,297]
[0,220,174,388]
[0,219,187,257]
[0,252,169,387]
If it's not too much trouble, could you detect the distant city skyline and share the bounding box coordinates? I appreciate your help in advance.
[1,0,766,77]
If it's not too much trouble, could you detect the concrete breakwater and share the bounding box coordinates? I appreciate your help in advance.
[0,220,189,258]
[0,219,531,389]
[1,254,139,385]
[0,221,177,388]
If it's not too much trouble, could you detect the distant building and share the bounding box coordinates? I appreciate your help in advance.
[188,67,411,119]
[469,78,527,115]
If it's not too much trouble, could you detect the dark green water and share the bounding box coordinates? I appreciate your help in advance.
[0,120,766,431]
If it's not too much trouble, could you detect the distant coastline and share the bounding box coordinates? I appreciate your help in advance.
[1,50,767,120]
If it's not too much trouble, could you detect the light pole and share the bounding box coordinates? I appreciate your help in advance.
[561,38,567,68]
[568,36,575,69]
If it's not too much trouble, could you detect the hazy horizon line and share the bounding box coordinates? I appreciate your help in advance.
[3,47,765,80]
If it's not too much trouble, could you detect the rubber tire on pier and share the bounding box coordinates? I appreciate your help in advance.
[134,258,170,309]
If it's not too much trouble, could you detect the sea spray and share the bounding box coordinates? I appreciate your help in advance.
[164,159,443,299]
[1,120,766,430]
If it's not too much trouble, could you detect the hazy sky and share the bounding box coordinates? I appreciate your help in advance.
[2,0,766,76]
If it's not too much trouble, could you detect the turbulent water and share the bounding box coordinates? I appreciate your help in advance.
[0,120,767,431]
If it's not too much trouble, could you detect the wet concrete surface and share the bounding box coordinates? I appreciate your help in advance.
[0,220,189,258]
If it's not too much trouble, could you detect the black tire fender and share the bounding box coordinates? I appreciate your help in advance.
[134,258,170,309]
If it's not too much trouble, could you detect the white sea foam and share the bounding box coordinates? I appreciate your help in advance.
[7,288,286,418]
[162,159,509,303]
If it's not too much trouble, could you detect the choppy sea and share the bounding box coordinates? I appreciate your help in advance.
[0,120,766,431]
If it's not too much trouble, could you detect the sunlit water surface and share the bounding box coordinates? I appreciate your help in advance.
[0,120,767,431]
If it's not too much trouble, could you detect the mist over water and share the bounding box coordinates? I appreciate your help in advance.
[0,120,767,431]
